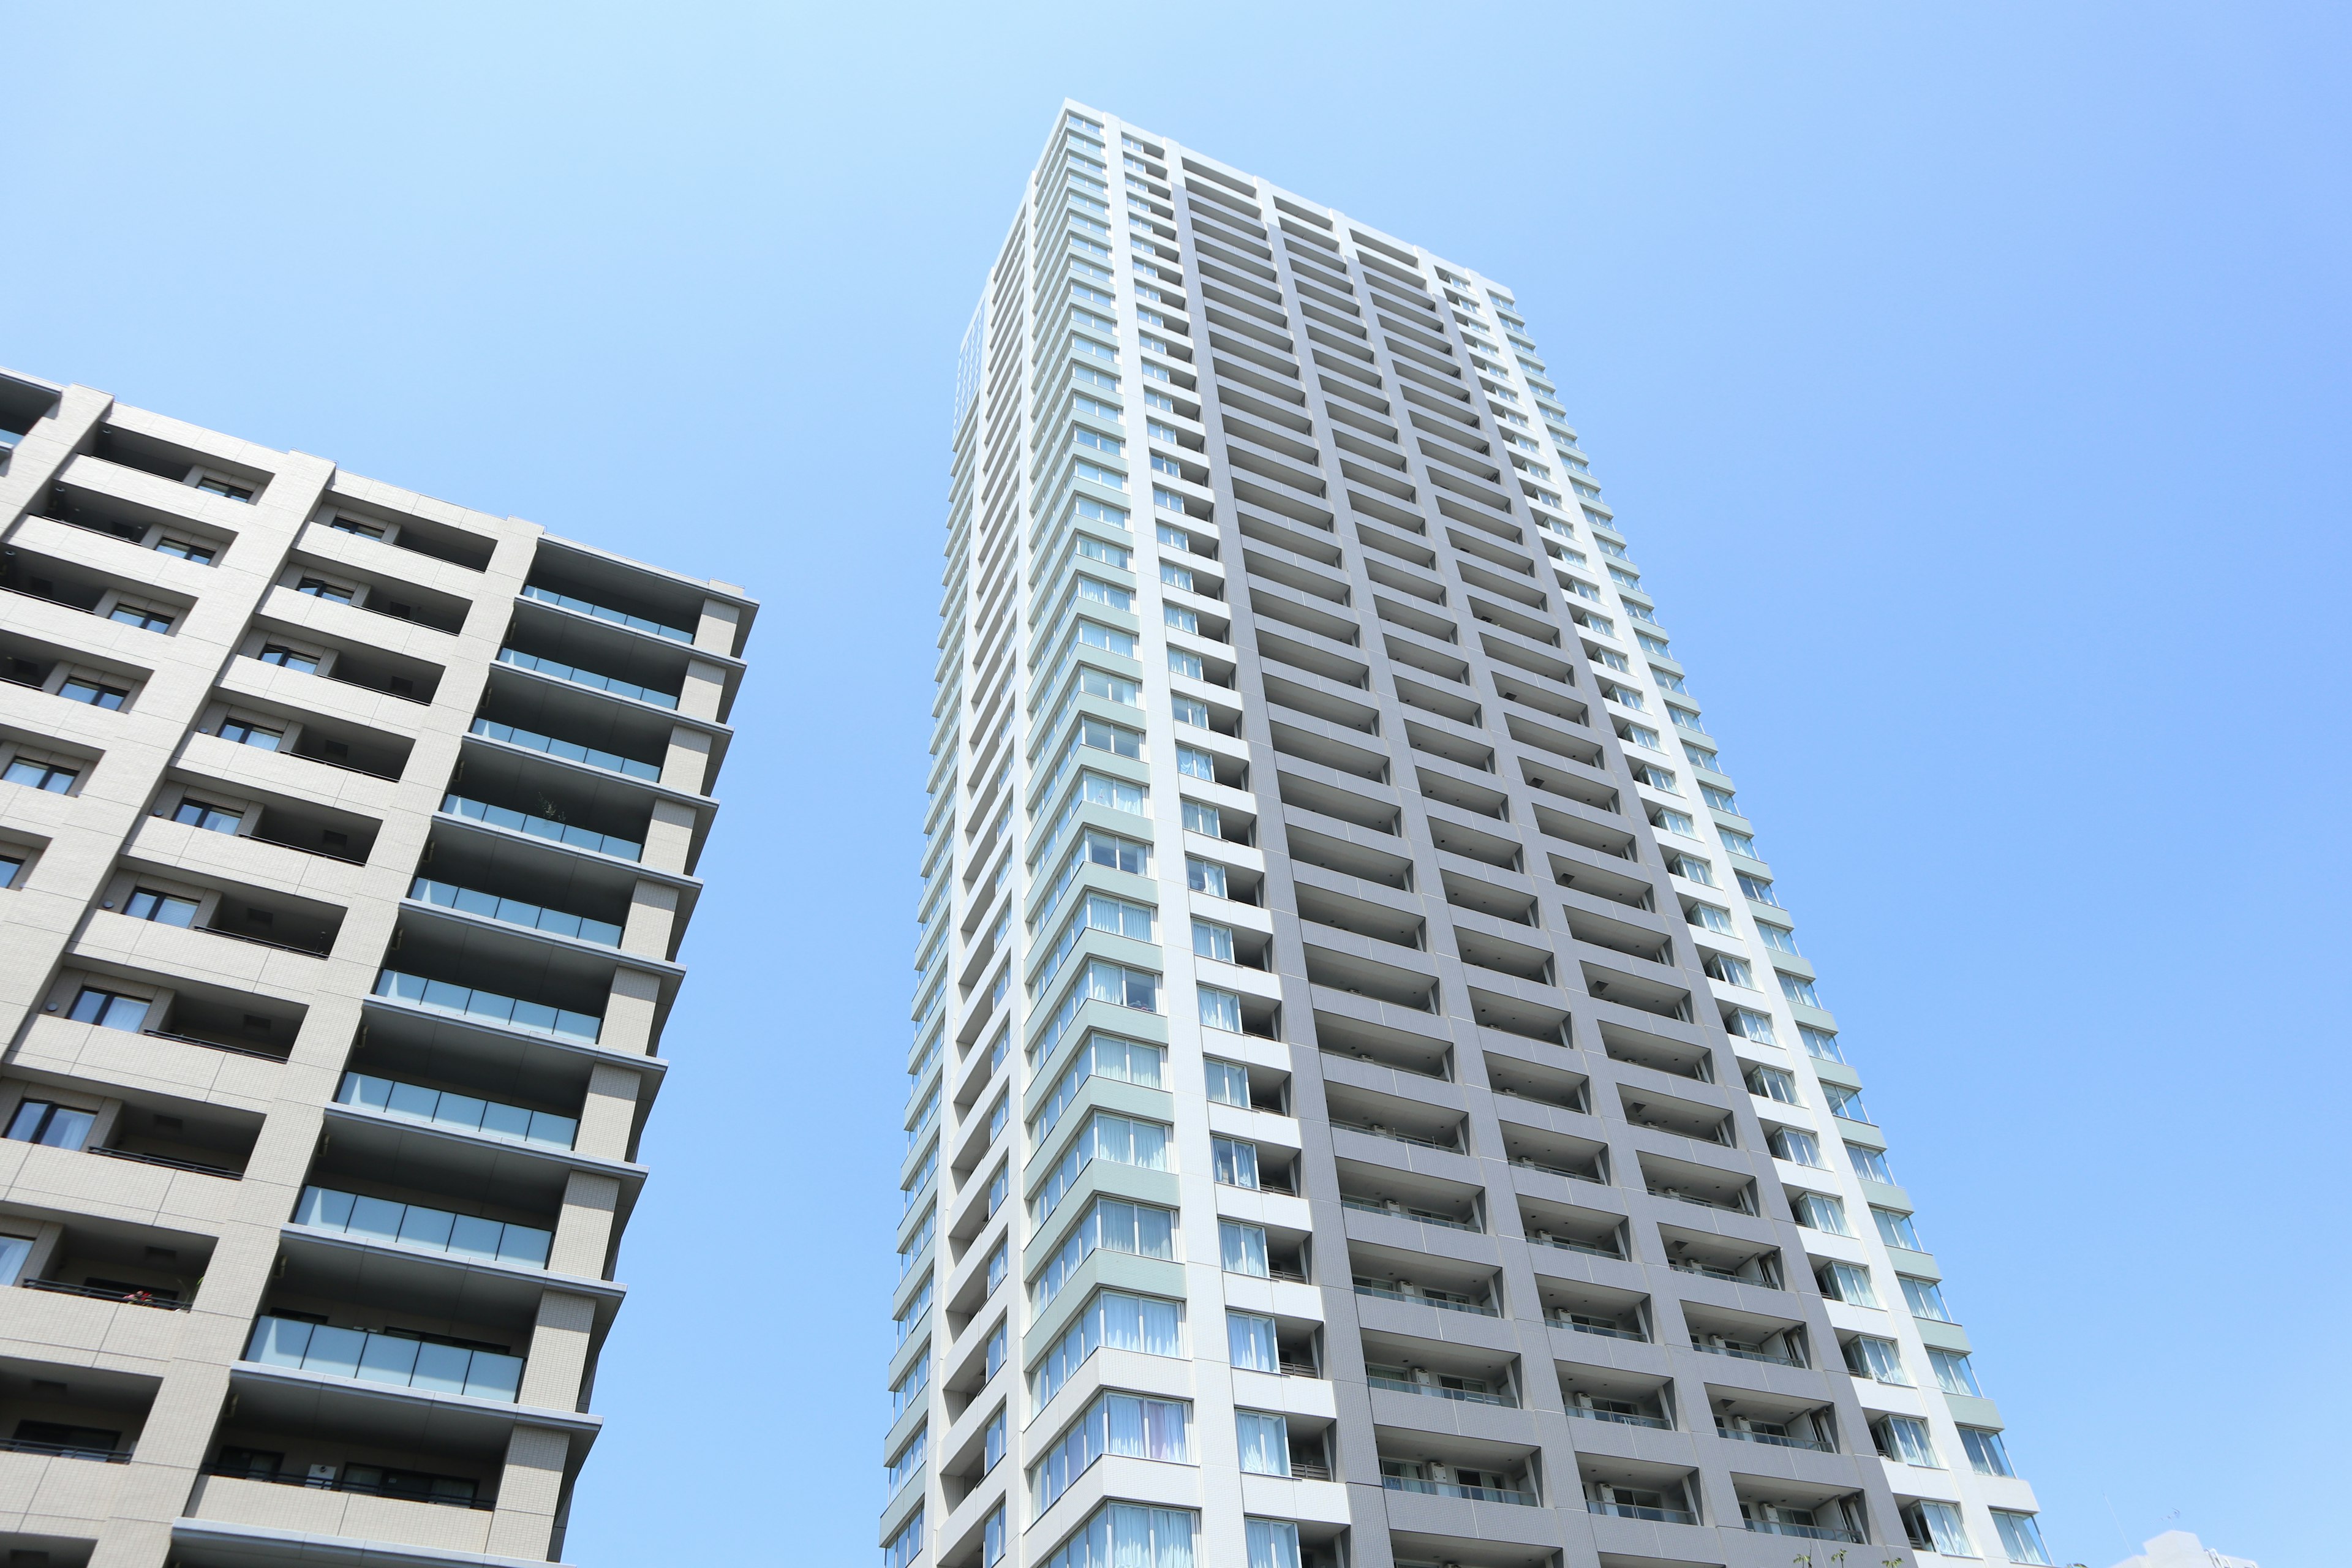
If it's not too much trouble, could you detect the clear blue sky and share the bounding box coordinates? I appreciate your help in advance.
[7,4,2345,1564]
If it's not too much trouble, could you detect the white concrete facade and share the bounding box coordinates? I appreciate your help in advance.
[0,369,753,1567]
[889,105,2049,1568]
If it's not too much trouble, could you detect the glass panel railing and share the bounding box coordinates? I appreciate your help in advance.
[246,1313,524,1402]
[407,877,622,947]
[439,794,641,861]
[295,1185,554,1267]
[371,970,601,1042]
[335,1073,578,1150]
[519,584,693,643]
[468,719,662,781]
[497,649,678,709]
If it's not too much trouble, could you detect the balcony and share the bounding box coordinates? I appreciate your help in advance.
[1686,1307,1807,1367]
[333,1071,578,1150]
[0,1361,157,1468]
[1384,1472,1536,1506]
[1341,1196,1477,1232]
[520,582,694,644]
[1566,1396,1669,1431]
[292,1186,553,1270]
[469,718,660,781]
[498,647,678,710]
[1352,1282,1498,1319]
[1364,1339,1518,1408]
[440,791,643,861]
[245,1315,524,1403]
[1540,1278,1648,1341]
[1338,1160,1483,1232]
[409,876,623,947]
[372,970,600,1043]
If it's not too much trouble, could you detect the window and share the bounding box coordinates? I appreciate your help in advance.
[1219,1220,1268,1277]
[1844,1334,1909,1384]
[1227,1310,1279,1372]
[1847,1142,1895,1183]
[1031,892,1155,997]
[1167,647,1203,679]
[1033,1196,1175,1307]
[1192,919,1234,962]
[1077,618,1136,657]
[219,718,284,751]
[1037,1504,1196,1568]
[1798,1025,1844,1063]
[1156,519,1196,552]
[1185,856,1227,897]
[1668,853,1714,885]
[295,577,355,603]
[1688,902,1734,934]
[1699,782,1736,810]
[1823,1083,1871,1121]
[883,1507,924,1568]
[1204,1058,1250,1107]
[1073,495,1128,527]
[1163,602,1198,633]
[1235,1414,1289,1477]
[1170,695,1209,728]
[0,852,22,889]
[1621,723,1660,750]
[1074,393,1123,424]
[1994,1512,2053,1566]
[58,678,129,710]
[1907,1501,1975,1558]
[1211,1135,1259,1188]
[125,888,200,927]
[884,1427,927,1494]
[5,758,78,793]
[982,1502,1007,1566]
[1757,924,1799,954]
[1901,1275,1954,1321]
[1961,1425,2013,1476]
[1653,807,1697,837]
[1877,1414,1940,1466]
[5,1099,95,1148]
[1033,1289,1185,1407]
[1703,951,1754,987]
[1076,575,1133,611]
[1790,1191,1850,1234]
[1719,827,1757,856]
[1030,1390,1190,1512]
[1746,1065,1799,1103]
[1779,972,1823,1008]
[1176,744,1215,781]
[1073,458,1125,491]
[1735,871,1778,905]
[1635,764,1678,792]
[1197,985,1243,1033]
[1727,1007,1775,1044]
[1872,1207,1924,1250]
[194,475,254,500]
[155,537,215,564]
[1180,800,1220,837]
[1928,1348,1982,1396]
[1035,1110,1170,1220]
[1819,1261,1877,1306]
[67,987,150,1032]
[258,644,322,674]
[1033,1035,1165,1140]
[1072,426,1123,456]
[1076,666,1140,706]
[108,604,173,631]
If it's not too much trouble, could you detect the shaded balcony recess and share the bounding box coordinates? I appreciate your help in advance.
[521,582,694,643]
[372,971,601,1043]
[294,1186,552,1268]
[334,1072,577,1150]
[244,1316,522,1403]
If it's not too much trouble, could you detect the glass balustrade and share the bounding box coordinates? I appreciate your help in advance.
[408,877,622,947]
[295,1185,553,1267]
[469,719,661,781]
[372,970,601,1042]
[497,648,678,709]
[335,1073,578,1150]
[439,794,641,861]
[246,1313,523,1402]
[520,584,695,643]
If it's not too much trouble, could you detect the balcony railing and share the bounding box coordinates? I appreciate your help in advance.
[88,1145,243,1179]
[335,1072,578,1150]
[1342,1197,1479,1232]
[1529,1233,1622,1261]
[497,648,679,709]
[1648,1186,1744,1212]
[469,718,661,782]
[294,1185,552,1268]
[25,1278,190,1310]
[207,1461,493,1510]
[246,1314,524,1402]
[1567,1404,1669,1430]
[440,793,642,861]
[409,876,623,947]
[1368,1373,1513,1408]
[1332,1120,1458,1152]
[1745,1519,1860,1543]
[1717,1424,1828,1452]
[141,1028,286,1063]
[1512,1155,1602,1183]
[1691,1338,1801,1367]
[1384,1476,1537,1506]
[1,1433,130,1463]
[521,583,694,643]
[1589,1499,1697,1525]
[372,970,600,1042]
[1550,1313,1645,1341]
[1354,1283,1497,1317]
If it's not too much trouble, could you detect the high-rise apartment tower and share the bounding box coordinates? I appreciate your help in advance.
[891,105,2052,1568]
[0,368,752,1567]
